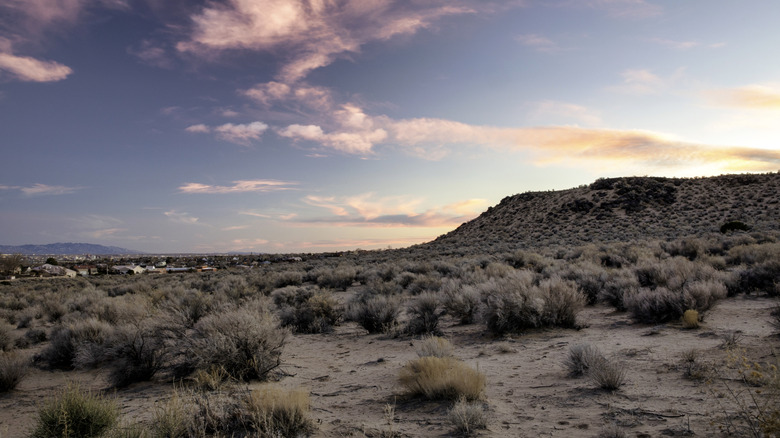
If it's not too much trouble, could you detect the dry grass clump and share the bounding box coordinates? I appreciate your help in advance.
[415,335,454,358]
[587,356,626,391]
[0,351,29,392]
[448,396,489,437]
[347,293,401,334]
[30,382,119,438]
[682,309,700,329]
[245,385,314,438]
[399,356,485,401]
[564,344,605,377]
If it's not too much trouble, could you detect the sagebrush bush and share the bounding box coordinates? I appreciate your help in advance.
[399,356,485,401]
[406,292,441,335]
[245,385,314,438]
[347,293,400,334]
[624,287,684,324]
[598,269,640,310]
[448,396,489,437]
[482,273,585,334]
[179,306,287,381]
[564,344,604,377]
[0,351,28,392]
[441,280,481,324]
[103,321,170,388]
[274,286,342,334]
[314,264,358,290]
[37,318,113,370]
[0,322,13,352]
[30,382,119,438]
[415,335,454,358]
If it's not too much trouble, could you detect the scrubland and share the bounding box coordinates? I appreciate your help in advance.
[1,174,780,437]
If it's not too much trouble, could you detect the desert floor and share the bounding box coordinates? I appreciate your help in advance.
[2,294,777,437]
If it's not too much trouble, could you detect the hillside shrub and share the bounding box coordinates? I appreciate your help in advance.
[482,273,586,334]
[0,323,12,352]
[406,292,442,335]
[598,269,640,310]
[30,382,119,438]
[37,318,113,370]
[721,221,751,234]
[399,356,485,401]
[0,351,28,392]
[346,293,400,334]
[103,322,170,388]
[441,280,481,324]
[276,288,343,334]
[314,264,358,290]
[624,287,683,323]
[178,306,287,381]
[738,260,780,295]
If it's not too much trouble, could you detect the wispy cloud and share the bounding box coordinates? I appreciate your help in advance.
[2,183,83,196]
[186,121,268,144]
[529,100,602,126]
[515,34,562,53]
[127,39,173,69]
[608,69,669,95]
[179,180,298,194]
[302,193,488,228]
[164,210,199,225]
[239,210,298,220]
[705,84,780,110]
[176,1,487,83]
[577,0,662,19]
[0,52,72,82]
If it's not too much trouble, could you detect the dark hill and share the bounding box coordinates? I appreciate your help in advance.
[422,173,780,254]
[0,243,141,255]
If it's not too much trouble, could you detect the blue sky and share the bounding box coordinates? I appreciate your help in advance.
[1,0,779,253]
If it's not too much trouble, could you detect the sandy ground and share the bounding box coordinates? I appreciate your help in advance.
[2,294,777,437]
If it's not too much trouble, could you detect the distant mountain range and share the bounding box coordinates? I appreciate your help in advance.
[0,243,142,255]
[421,172,780,254]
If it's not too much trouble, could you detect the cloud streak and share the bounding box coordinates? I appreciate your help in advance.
[186,121,269,145]
[706,84,780,110]
[179,180,298,194]
[302,193,488,228]
[177,0,479,83]
[0,52,72,82]
[0,183,82,196]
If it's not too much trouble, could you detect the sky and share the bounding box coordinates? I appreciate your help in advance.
[1,0,779,254]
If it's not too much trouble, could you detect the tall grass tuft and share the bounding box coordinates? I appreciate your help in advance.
[30,382,119,438]
[399,356,485,401]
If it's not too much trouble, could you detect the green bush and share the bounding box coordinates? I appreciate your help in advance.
[30,382,119,438]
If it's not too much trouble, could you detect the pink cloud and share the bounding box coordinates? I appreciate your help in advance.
[178,0,477,82]
[19,183,81,196]
[705,84,780,109]
[179,180,298,194]
[0,52,72,82]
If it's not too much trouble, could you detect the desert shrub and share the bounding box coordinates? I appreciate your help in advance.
[0,322,13,351]
[364,278,403,296]
[683,280,728,312]
[483,262,515,278]
[0,351,29,392]
[178,306,287,381]
[406,273,442,296]
[37,318,113,370]
[481,273,586,334]
[399,356,485,401]
[588,356,626,391]
[277,289,343,334]
[441,280,481,324]
[162,289,214,327]
[682,309,700,329]
[346,293,401,334]
[102,321,170,388]
[661,237,705,260]
[406,292,442,335]
[448,396,489,437]
[598,269,640,310]
[623,287,683,324]
[314,264,358,290]
[558,262,607,304]
[415,335,454,358]
[15,327,47,349]
[245,385,314,438]
[721,220,751,234]
[738,259,780,295]
[564,344,605,377]
[30,382,119,438]
[599,423,627,438]
[271,270,304,289]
